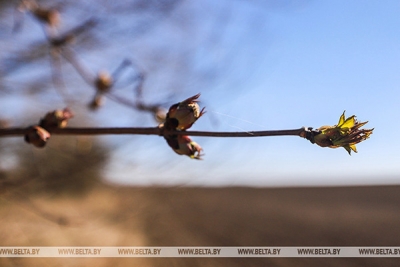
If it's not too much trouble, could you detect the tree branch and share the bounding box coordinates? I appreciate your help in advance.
[0,126,306,138]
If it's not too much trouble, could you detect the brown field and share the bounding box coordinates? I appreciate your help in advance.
[1,184,400,266]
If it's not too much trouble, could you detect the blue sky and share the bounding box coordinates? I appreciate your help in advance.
[1,0,399,186]
[101,0,400,186]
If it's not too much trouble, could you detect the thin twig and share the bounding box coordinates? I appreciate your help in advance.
[0,127,306,138]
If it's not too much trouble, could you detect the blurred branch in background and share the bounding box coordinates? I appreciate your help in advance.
[0,0,188,227]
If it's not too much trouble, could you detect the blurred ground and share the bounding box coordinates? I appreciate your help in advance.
[1,184,400,266]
